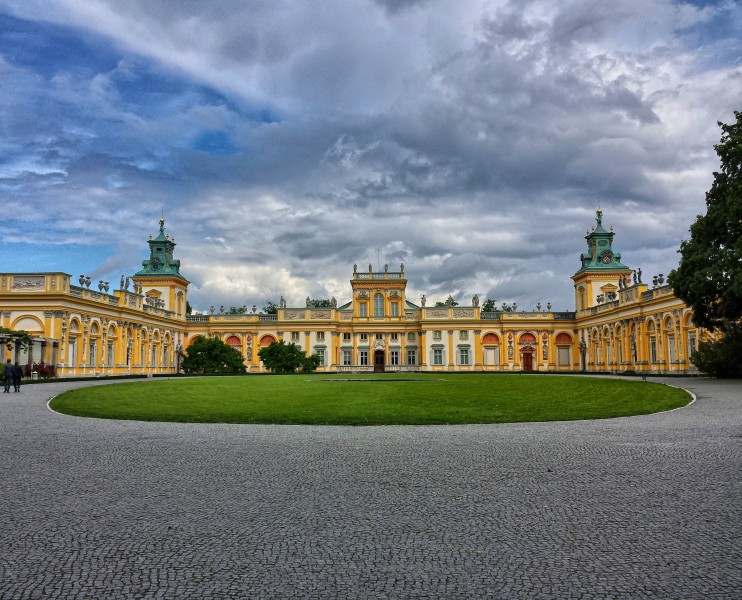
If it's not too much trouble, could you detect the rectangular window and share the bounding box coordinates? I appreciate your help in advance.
[688,332,697,358]
[433,348,443,365]
[316,349,325,366]
[390,333,398,341]
[408,332,415,342]
[433,330,442,340]
[650,337,657,363]
[360,333,368,342]
[163,347,169,368]
[88,342,96,367]
[291,331,300,341]
[316,331,325,342]
[390,350,399,365]
[460,330,468,340]
[391,302,399,316]
[359,303,367,317]
[343,332,351,342]
[557,346,570,367]
[342,350,352,366]
[376,333,383,341]
[359,350,369,366]
[459,348,469,365]
[407,349,416,365]
[107,341,114,367]
[668,335,676,362]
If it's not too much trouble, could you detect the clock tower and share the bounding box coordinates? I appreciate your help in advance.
[572,209,632,311]
[133,218,189,318]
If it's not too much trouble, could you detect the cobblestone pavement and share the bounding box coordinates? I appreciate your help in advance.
[0,377,740,599]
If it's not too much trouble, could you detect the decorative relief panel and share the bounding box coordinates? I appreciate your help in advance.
[310,310,331,319]
[12,276,45,291]
[357,290,369,299]
[426,309,448,318]
[284,309,306,320]
[453,308,475,318]
[340,313,352,321]
[388,290,400,298]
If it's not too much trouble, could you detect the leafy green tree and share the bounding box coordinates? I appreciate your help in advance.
[307,298,332,308]
[481,298,496,312]
[186,301,192,315]
[668,111,742,377]
[227,306,247,314]
[262,301,278,315]
[434,295,459,307]
[181,336,246,374]
[689,327,742,378]
[258,340,321,374]
[0,326,33,350]
[669,111,742,331]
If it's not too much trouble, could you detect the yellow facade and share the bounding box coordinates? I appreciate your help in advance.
[0,214,709,377]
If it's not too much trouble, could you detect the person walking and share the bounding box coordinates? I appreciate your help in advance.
[3,359,12,393]
[12,362,23,392]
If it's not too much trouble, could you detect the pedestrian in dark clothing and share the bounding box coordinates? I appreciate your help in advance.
[12,362,23,392]
[3,359,11,393]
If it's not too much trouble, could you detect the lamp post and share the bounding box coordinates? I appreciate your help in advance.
[578,339,587,372]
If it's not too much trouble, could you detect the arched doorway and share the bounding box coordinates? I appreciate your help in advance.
[519,333,537,372]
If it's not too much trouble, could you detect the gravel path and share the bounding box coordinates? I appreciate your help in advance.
[0,377,740,599]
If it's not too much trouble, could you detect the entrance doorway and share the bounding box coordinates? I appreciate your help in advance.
[374,350,385,373]
[522,350,534,372]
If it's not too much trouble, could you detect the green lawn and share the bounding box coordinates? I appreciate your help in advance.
[49,374,691,425]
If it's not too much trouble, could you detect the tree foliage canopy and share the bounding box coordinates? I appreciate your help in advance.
[258,340,321,374]
[307,298,332,308]
[0,326,33,350]
[481,298,496,312]
[434,295,459,307]
[668,111,742,331]
[181,336,246,374]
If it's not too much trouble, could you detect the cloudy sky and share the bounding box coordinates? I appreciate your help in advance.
[0,0,740,312]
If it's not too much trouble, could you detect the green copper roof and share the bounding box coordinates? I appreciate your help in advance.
[135,218,188,280]
[575,209,631,274]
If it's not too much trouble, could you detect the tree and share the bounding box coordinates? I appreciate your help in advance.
[307,298,332,308]
[180,336,246,374]
[186,301,192,315]
[262,301,278,315]
[481,298,496,312]
[668,111,742,377]
[0,326,33,351]
[227,306,247,314]
[689,329,742,378]
[668,111,742,331]
[434,295,459,307]
[258,340,321,374]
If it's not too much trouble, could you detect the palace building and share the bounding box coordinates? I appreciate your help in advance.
[0,211,708,377]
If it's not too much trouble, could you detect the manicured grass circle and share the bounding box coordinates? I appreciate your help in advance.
[50,374,691,425]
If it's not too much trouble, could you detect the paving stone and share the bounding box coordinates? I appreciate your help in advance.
[0,377,740,599]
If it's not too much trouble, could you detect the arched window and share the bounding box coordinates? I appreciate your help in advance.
[374,293,384,317]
